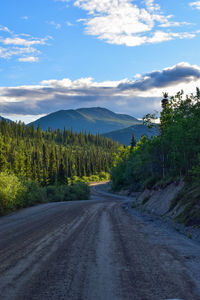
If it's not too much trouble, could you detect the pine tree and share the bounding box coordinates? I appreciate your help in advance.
[24,151,32,178]
[130,132,136,149]
[161,92,169,112]
[0,134,6,171]
[58,159,67,184]
[48,149,57,185]
[36,125,42,140]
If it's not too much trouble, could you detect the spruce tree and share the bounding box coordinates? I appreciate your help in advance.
[130,132,136,149]
[58,159,66,184]
[48,149,57,185]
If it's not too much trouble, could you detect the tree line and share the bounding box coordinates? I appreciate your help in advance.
[0,120,119,186]
[111,88,200,191]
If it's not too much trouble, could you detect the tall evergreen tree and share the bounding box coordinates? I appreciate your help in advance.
[48,149,57,185]
[58,159,66,184]
[0,134,6,172]
[130,132,136,149]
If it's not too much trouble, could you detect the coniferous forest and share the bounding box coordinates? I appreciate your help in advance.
[0,120,119,214]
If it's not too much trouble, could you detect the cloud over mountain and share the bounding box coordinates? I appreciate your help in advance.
[118,62,200,91]
[1,62,200,121]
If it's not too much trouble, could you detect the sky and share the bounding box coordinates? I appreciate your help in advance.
[1,0,200,123]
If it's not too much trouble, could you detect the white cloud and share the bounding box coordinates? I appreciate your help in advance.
[47,21,62,29]
[145,0,160,11]
[189,1,200,9]
[148,31,195,44]
[1,113,46,123]
[1,37,48,47]
[1,62,200,121]
[159,21,192,28]
[0,46,40,59]
[21,16,29,20]
[0,25,12,33]
[66,21,73,26]
[18,56,39,62]
[0,25,51,62]
[72,0,195,46]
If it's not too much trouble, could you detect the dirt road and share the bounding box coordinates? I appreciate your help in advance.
[0,186,200,300]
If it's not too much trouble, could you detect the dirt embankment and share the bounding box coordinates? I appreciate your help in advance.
[103,179,200,241]
[124,179,200,242]
[135,180,184,216]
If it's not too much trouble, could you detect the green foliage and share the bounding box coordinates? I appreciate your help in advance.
[0,172,23,214]
[21,179,47,207]
[98,171,110,181]
[112,89,200,192]
[67,172,110,185]
[69,183,90,200]
[0,172,90,215]
[0,119,119,186]
[0,134,6,172]
[130,133,136,149]
[45,183,90,202]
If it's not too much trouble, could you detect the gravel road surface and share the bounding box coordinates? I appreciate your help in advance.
[0,186,200,300]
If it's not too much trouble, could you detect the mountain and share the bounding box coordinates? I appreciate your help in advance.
[103,124,159,146]
[28,107,141,134]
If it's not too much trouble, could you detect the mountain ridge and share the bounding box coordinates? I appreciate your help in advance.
[103,124,159,145]
[28,107,141,134]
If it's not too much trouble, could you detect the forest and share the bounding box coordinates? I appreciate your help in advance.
[111,89,200,225]
[112,89,200,189]
[0,120,119,214]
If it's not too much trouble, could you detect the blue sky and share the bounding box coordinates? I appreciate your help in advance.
[1,0,200,122]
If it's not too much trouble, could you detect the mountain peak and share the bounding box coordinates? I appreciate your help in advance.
[29,107,140,134]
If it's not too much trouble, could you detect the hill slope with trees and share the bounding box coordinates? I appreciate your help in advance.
[0,120,119,214]
[111,89,200,226]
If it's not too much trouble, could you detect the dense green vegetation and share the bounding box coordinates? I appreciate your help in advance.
[0,120,119,214]
[0,120,119,184]
[111,89,200,193]
[0,172,90,215]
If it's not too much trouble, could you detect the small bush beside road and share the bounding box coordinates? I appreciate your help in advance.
[0,172,90,216]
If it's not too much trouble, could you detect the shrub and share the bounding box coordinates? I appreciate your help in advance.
[46,183,90,202]
[70,182,90,200]
[21,180,47,207]
[0,172,23,214]
[0,172,91,216]
[68,172,110,185]
[99,171,110,181]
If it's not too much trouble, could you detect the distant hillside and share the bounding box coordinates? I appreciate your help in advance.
[28,107,141,134]
[103,124,159,145]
